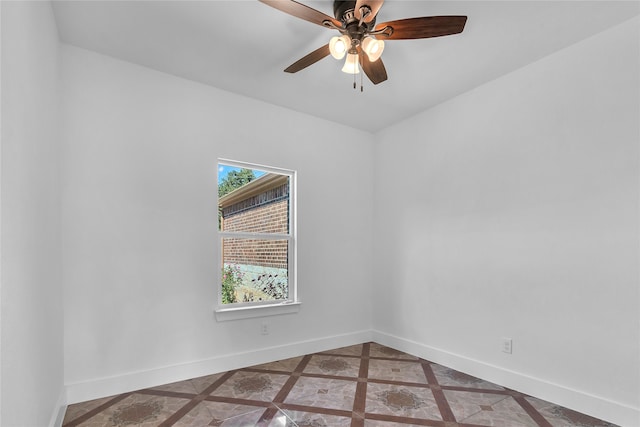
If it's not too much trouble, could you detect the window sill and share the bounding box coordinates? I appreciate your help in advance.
[215,301,301,321]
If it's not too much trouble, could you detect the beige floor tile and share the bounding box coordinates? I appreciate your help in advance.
[280,410,353,426]
[284,376,357,411]
[431,364,504,390]
[369,343,420,360]
[62,395,117,425]
[210,371,290,401]
[302,355,361,378]
[525,396,618,427]
[367,359,428,384]
[365,382,442,421]
[74,393,189,426]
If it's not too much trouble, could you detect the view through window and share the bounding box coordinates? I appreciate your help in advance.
[218,160,295,307]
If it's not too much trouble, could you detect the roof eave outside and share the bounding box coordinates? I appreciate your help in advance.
[218,173,288,208]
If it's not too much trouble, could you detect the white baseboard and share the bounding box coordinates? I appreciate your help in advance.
[372,330,640,427]
[65,329,373,405]
[48,387,67,427]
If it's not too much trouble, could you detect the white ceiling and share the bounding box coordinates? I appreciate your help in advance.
[51,0,639,133]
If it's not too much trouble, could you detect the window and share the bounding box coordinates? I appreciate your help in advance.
[215,159,298,319]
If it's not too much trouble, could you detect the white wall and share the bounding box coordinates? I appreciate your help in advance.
[0,1,65,426]
[373,17,639,426]
[61,45,374,401]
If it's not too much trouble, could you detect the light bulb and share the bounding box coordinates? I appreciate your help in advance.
[341,53,360,74]
[362,36,384,62]
[329,35,350,60]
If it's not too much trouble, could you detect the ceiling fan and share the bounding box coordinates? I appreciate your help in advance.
[259,0,467,88]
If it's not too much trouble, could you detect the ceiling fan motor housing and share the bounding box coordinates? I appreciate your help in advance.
[333,0,376,48]
[335,1,377,25]
[333,1,353,18]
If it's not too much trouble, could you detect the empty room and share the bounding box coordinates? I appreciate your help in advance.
[1,1,638,426]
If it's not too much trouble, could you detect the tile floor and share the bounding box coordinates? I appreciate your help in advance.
[62,342,618,427]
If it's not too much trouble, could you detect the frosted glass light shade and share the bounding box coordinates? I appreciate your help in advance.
[362,36,384,62]
[329,35,350,60]
[341,53,360,74]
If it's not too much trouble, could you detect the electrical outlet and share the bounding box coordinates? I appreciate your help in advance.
[501,337,512,354]
[261,322,269,335]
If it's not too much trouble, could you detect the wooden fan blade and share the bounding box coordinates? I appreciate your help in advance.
[354,0,384,23]
[374,16,467,40]
[284,44,331,73]
[361,53,388,85]
[259,0,342,28]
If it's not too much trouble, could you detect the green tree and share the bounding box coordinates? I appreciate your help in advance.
[218,168,256,197]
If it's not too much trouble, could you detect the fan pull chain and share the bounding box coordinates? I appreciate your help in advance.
[359,54,364,92]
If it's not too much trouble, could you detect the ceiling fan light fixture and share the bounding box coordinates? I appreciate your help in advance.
[341,52,360,74]
[329,35,350,59]
[362,36,384,62]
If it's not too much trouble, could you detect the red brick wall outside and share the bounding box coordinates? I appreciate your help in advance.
[222,199,288,234]
[222,199,289,269]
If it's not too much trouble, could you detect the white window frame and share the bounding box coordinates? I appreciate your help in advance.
[214,159,299,321]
